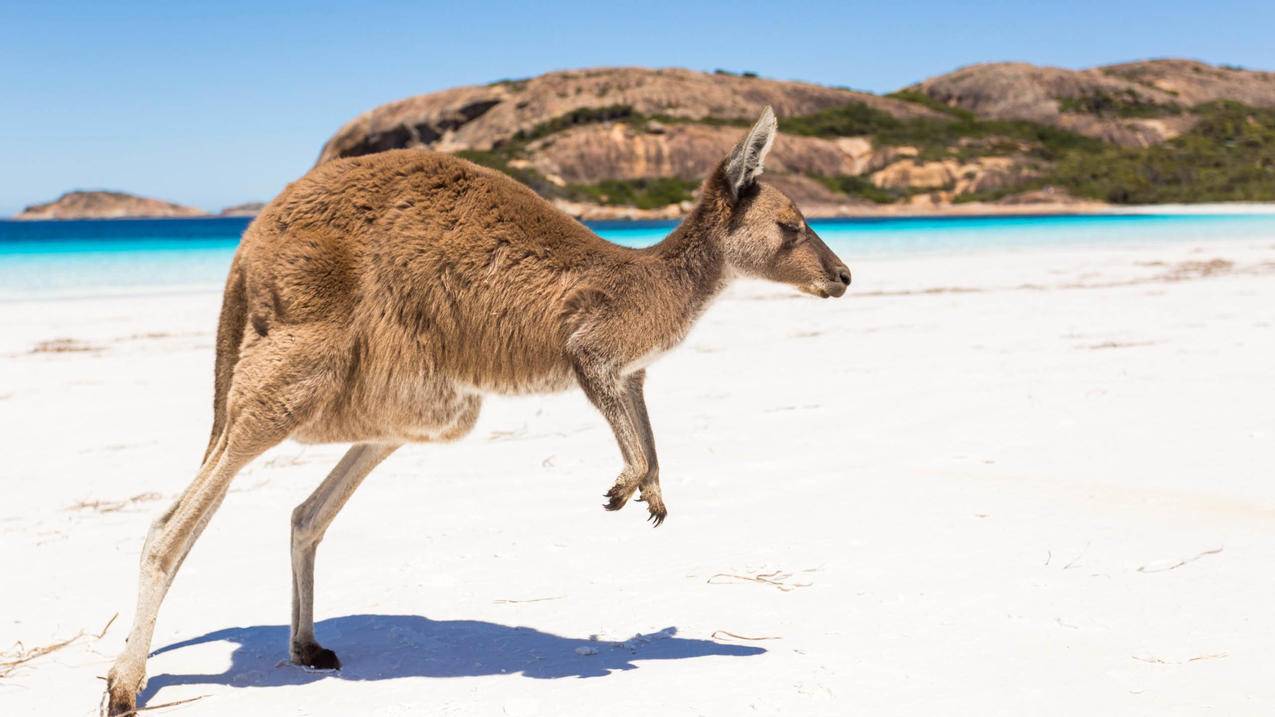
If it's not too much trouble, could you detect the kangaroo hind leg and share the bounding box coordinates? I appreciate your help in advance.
[104,410,295,716]
[104,328,332,716]
[290,442,400,669]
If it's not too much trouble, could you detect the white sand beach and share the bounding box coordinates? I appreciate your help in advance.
[2,235,1273,715]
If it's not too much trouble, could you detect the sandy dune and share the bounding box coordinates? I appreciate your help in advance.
[1,236,1273,715]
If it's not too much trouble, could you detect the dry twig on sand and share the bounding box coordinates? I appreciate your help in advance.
[707,570,812,592]
[30,337,101,354]
[493,596,564,604]
[486,425,528,441]
[0,612,117,679]
[1138,546,1224,573]
[103,694,208,716]
[1062,542,1090,570]
[0,634,84,678]
[95,612,119,639]
[1133,651,1228,665]
[711,630,782,642]
[67,493,163,513]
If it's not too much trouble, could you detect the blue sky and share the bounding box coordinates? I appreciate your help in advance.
[3,0,1273,216]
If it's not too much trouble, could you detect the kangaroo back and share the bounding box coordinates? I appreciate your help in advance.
[204,254,247,463]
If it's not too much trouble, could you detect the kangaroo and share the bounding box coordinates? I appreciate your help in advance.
[103,106,850,715]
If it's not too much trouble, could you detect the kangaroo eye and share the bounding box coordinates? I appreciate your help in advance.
[778,223,803,249]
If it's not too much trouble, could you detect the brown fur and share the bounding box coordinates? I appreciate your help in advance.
[104,108,850,715]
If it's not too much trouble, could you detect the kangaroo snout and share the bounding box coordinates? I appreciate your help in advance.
[817,265,851,298]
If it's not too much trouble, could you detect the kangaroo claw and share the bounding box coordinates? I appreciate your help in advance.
[644,494,667,527]
[603,481,637,512]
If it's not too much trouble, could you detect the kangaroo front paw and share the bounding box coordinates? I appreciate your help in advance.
[638,487,667,527]
[291,641,341,670]
[603,479,639,512]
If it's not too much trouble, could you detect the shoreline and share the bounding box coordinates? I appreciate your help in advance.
[6,213,1275,303]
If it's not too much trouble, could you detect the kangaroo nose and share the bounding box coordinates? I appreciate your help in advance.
[836,268,852,286]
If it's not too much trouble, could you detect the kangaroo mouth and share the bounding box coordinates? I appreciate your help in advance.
[802,281,847,299]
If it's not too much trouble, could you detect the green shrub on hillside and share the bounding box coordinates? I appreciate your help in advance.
[1050,101,1275,203]
[487,77,529,92]
[566,177,699,209]
[782,101,903,137]
[884,90,975,120]
[784,100,1103,162]
[508,104,750,146]
[512,105,637,143]
[644,114,750,128]
[874,117,1101,161]
[812,175,905,204]
[1056,88,1181,118]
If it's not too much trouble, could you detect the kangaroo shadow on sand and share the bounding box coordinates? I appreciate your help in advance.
[139,614,765,706]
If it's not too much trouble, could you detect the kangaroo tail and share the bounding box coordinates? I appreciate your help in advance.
[204,256,247,464]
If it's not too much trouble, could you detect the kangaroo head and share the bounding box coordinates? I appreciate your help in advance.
[711,107,852,298]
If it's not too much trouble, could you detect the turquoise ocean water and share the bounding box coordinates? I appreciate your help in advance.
[2,213,1274,301]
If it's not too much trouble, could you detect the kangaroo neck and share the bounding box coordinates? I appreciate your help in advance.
[648,205,731,318]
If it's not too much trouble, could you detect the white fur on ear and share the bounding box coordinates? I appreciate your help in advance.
[724,106,778,198]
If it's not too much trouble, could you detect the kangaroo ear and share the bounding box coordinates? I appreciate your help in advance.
[724,106,778,199]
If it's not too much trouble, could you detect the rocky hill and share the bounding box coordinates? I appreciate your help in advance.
[316,67,951,216]
[905,59,1275,147]
[314,62,1275,216]
[16,191,206,220]
[318,67,942,161]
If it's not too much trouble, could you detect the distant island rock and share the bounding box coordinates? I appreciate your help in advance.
[316,61,1275,214]
[16,191,206,220]
[218,201,266,217]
